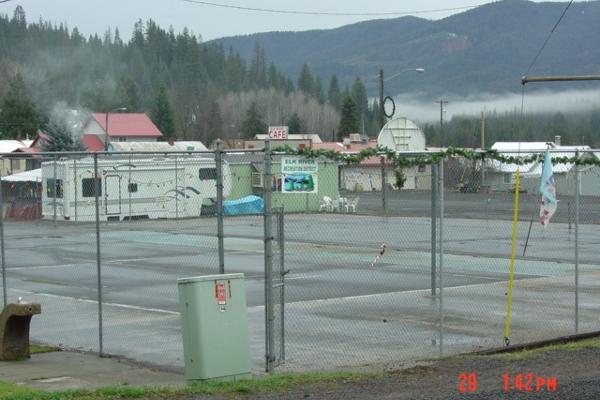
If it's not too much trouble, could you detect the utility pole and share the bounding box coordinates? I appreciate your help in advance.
[436,100,448,147]
[379,69,385,130]
[480,110,485,186]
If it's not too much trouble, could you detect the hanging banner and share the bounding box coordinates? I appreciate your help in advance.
[281,157,318,193]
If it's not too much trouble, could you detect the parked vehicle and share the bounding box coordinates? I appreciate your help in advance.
[41,156,231,222]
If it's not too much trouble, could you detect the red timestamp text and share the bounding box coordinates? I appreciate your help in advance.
[502,373,558,392]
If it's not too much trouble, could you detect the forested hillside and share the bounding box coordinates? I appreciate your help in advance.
[0,6,348,142]
[217,0,600,98]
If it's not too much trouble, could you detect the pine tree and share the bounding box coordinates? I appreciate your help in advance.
[116,77,142,112]
[242,101,267,138]
[297,64,314,96]
[205,100,223,144]
[41,117,82,152]
[338,95,359,140]
[287,113,304,134]
[327,75,342,111]
[351,77,368,131]
[314,77,325,105]
[151,87,176,139]
[0,73,41,139]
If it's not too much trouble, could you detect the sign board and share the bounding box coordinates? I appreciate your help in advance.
[215,282,227,305]
[268,126,288,140]
[281,157,318,193]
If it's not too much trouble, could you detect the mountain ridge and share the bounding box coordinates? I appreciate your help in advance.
[214,0,600,98]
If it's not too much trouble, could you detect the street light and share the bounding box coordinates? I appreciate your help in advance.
[105,107,128,151]
[379,68,425,129]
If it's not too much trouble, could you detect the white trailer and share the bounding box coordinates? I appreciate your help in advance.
[41,156,231,222]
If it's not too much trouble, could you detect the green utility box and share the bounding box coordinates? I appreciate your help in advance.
[177,273,251,382]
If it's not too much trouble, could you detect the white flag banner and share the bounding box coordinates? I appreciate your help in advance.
[539,149,557,227]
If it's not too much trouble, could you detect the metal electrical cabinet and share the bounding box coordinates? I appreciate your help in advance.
[177,273,251,382]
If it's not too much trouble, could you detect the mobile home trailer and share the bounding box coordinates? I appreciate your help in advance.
[41,156,231,222]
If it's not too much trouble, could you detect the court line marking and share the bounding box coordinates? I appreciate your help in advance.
[9,276,549,315]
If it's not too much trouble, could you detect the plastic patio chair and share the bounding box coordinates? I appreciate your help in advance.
[345,197,359,213]
[319,196,332,212]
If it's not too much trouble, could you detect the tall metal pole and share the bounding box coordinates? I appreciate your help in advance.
[379,69,385,130]
[0,170,6,307]
[380,156,386,213]
[575,151,580,333]
[215,139,225,274]
[94,154,103,356]
[437,100,448,147]
[438,159,444,355]
[480,111,486,187]
[105,113,109,151]
[431,163,437,296]
[263,139,274,372]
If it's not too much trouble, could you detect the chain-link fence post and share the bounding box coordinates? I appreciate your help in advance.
[575,151,580,333]
[438,158,444,355]
[175,155,179,220]
[381,156,386,214]
[53,154,57,226]
[215,140,225,274]
[431,163,437,297]
[0,169,6,307]
[263,139,275,373]
[94,153,104,356]
[128,153,132,221]
[278,208,285,363]
[73,158,78,222]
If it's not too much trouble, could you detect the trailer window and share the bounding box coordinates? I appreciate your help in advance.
[46,179,63,198]
[82,178,102,197]
[199,168,217,180]
[128,183,138,193]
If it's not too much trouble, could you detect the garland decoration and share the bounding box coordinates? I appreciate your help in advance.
[273,145,593,187]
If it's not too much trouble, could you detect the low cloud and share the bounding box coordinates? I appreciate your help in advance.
[391,89,600,123]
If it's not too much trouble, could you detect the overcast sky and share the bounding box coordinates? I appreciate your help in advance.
[0,0,583,41]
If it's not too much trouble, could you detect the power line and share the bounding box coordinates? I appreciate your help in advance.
[0,0,16,4]
[179,0,481,17]
[524,0,574,76]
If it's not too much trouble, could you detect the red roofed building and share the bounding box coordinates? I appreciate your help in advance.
[83,113,163,148]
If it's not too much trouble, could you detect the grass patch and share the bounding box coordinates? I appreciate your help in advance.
[0,371,373,400]
[479,336,600,361]
[29,346,59,355]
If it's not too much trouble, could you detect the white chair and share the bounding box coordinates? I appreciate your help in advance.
[330,198,340,212]
[345,197,359,213]
[338,197,348,212]
[319,197,332,212]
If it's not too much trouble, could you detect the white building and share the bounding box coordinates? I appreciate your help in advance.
[485,141,595,194]
[377,117,426,152]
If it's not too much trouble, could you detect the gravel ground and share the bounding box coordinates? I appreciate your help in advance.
[248,345,600,400]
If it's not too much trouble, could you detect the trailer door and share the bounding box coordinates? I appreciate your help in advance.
[105,175,122,215]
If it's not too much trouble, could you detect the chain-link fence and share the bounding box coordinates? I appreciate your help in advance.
[0,147,598,374]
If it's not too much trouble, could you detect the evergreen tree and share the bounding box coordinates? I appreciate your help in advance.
[338,95,359,140]
[151,87,176,139]
[42,117,82,152]
[205,100,223,144]
[250,42,267,88]
[297,64,314,95]
[0,73,41,139]
[351,77,368,130]
[314,77,325,104]
[115,77,142,112]
[242,101,267,138]
[287,113,304,134]
[327,75,342,111]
